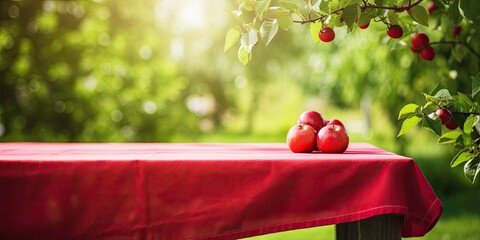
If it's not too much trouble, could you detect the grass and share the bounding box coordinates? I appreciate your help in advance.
[241,215,480,240]
[410,215,480,240]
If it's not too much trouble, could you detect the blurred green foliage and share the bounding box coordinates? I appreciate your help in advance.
[0,0,238,142]
[0,0,478,152]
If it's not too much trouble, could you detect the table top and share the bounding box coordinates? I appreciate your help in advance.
[0,142,442,239]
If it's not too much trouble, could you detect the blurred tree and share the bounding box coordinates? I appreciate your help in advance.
[0,0,241,142]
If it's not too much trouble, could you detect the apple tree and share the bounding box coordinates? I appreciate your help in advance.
[225,0,480,183]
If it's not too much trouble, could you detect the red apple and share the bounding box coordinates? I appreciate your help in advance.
[286,124,317,153]
[419,46,435,61]
[436,108,458,129]
[452,26,462,37]
[445,119,458,130]
[297,110,326,132]
[427,1,437,15]
[411,33,429,52]
[318,27,335,42]
[317,124,349,153]
[355,18,369,29]
[326,118,345,128]
[387,25,403,39]
[436,108,453,124]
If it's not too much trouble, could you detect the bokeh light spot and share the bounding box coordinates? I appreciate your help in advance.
[143,101,157,114]
[0,123,5,137]
[139,45,153,60]
[169,39,184,61]
[8,5,20,19]
[97,7,110,20]
[43,1,55,12]
[84,76,97,91]
[234,75,247,89]
[111,110,123,122]
[98,33,110,46]
[186,95,215,117]
[54,101,66,113]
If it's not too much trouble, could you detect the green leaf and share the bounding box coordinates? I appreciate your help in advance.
[239,0,256,11]
[452,112,467,131]
[277,14,292,31]
[434,89,454,101]
[240,28,258,53]
[448,0,463,25]
[451,149,473,167]
[429,83,443,96]
[308,0,318,12]
[438,131,463,144]
[309,21,322,44]
[229,10,243,21]
[388,11,400,25]
[333,15,345,27]
[320,0,330,14]
[398,103,420,120]
[453,134,465,150]
[463,131,473,147]
[463,115,478,135]
[459,0,480,24]
[422,101,438,114]
[423,116,442,136]
[237,45,251,65]
[397,116,422,137]
[464,157,480,183]
[400,15,414,24]
[264,6,290,19]
[256,0,272,18]
[343,3,360,31]
[452,44,466,62]
[455,92,474,112]
[472,72,480,98]
[279,1,299,14]
[358,10,374,26]
[409,6,429,26]
[338,0,353,8]
[260,20,279,46]
[224,26,242,52]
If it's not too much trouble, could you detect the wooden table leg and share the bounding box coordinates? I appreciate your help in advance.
[336,214,404,240]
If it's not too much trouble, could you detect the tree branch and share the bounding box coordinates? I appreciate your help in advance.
[450,110,480,115]
[293,0,423,24]
[430,41,480,60]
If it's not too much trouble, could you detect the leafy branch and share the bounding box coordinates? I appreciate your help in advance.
[226,0,435,65]
[293,0,423,24]
[398,83,480,183]
[430,41,480,60]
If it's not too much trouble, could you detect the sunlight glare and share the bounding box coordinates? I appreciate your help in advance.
[180,2,206,28]
[155,0,207,29]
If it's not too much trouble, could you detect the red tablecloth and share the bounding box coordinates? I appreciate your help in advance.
[0,142,442,239]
